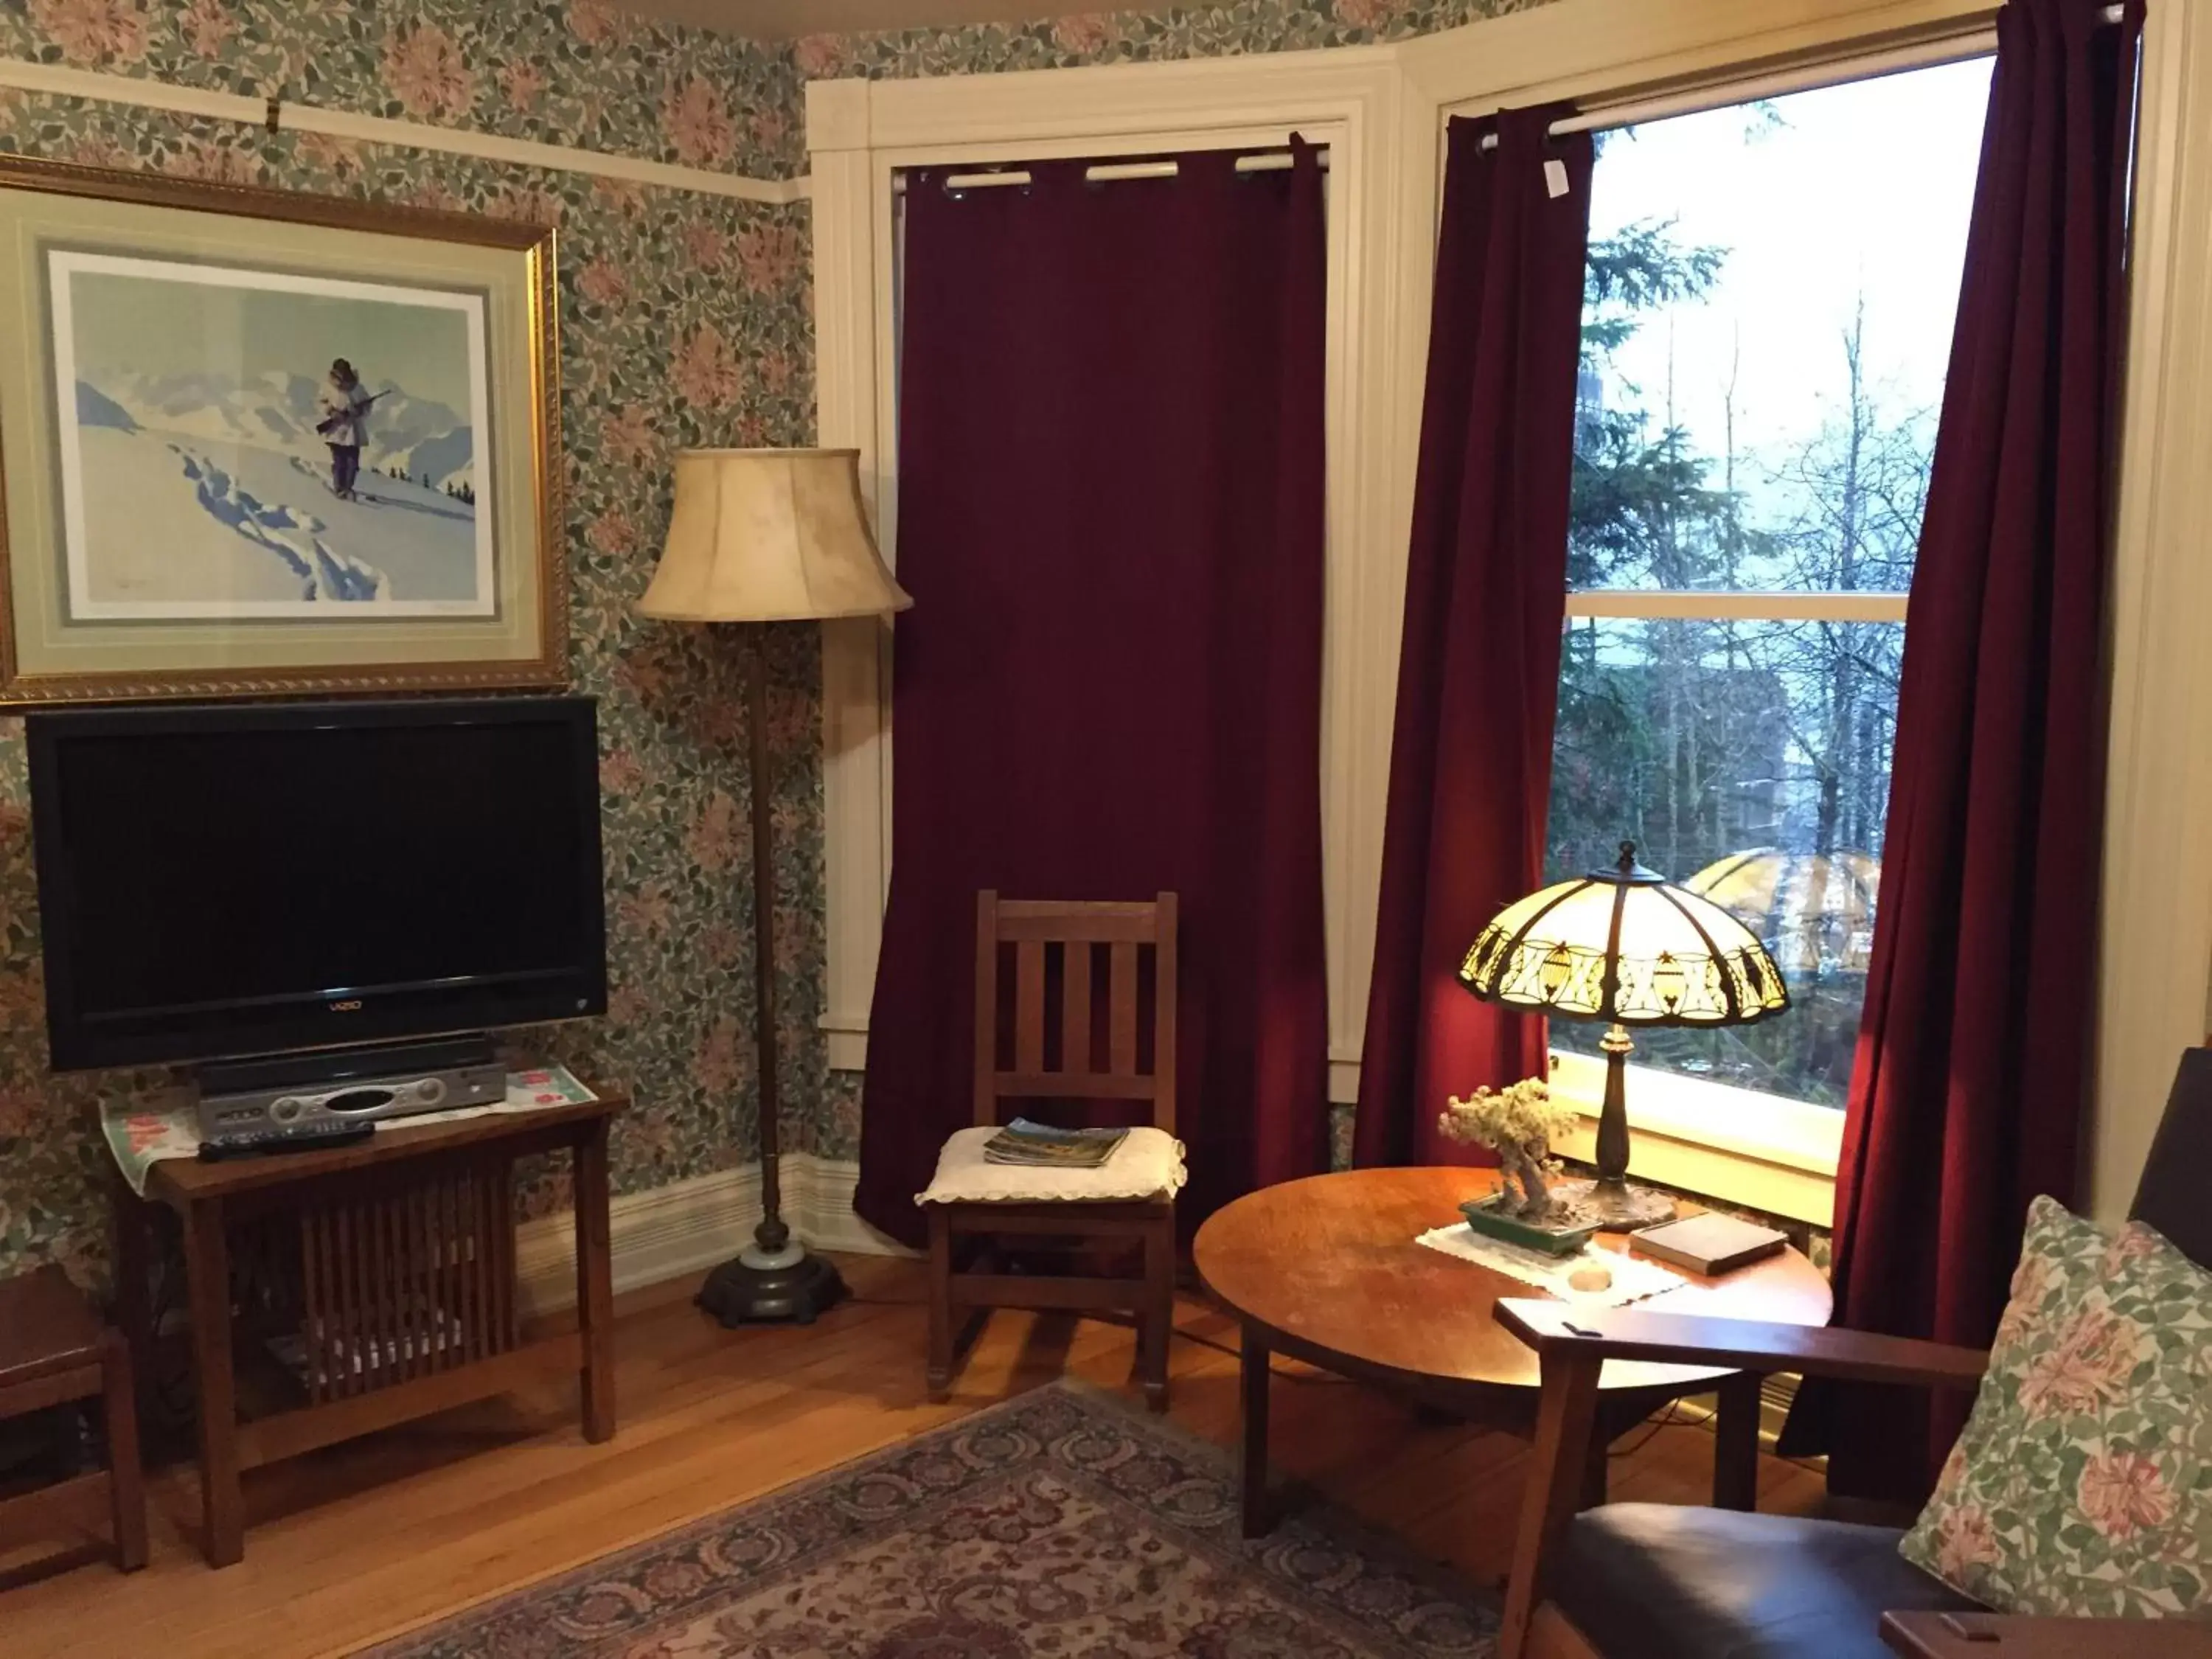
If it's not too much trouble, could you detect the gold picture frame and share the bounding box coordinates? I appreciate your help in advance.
[0,155,564,706]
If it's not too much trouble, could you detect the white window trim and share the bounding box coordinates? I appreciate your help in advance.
[807,0,2212,1227]
[1548,1050,1846,1223]
[1565,590,1910,621]
[2092,0,2212,1221]
[1548,1050,1845,1174]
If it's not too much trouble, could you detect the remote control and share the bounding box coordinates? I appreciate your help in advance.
[197,1120,377,1161]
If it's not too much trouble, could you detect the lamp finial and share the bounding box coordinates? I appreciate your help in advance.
[1616,840,1638,874]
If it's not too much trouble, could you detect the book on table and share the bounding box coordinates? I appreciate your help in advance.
[983,1118,1129,1168]
[1628,1211,1789,1275]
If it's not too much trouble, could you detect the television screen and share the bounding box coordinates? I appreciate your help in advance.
[28,697,607,1071]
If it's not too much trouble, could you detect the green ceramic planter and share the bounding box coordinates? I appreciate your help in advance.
[1458,1194,1601,1257]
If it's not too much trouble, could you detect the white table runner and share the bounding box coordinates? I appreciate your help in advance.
[1415,1222,1688,1309]
[100,1065,597,1196]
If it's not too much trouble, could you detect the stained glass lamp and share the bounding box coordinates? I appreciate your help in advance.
[1459,841,1791,1228]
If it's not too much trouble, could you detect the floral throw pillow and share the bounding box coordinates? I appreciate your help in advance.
[1900,1195,2211,1618]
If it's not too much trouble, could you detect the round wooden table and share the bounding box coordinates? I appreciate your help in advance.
[1192,1166,1832,1534]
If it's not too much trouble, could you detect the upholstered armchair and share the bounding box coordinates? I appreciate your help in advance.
[1493,1048,2212,1659]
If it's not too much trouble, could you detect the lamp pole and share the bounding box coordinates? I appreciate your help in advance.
[1595,1020,1637,1191]
[745,627,789,1262]
[696,627,846,1325]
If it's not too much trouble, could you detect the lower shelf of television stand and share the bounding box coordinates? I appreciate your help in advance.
[111,1091,625,1567]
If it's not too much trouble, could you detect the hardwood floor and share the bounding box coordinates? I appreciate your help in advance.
[0,1253,1825,1658]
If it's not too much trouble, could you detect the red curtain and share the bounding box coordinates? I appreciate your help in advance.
[1353,111,1593,1168]
[1787,0,2146,1498]
[854,145,1329,1245]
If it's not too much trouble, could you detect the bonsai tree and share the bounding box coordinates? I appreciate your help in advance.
[1436,1078,1576,1217]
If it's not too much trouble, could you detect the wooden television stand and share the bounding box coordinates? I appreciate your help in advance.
[112,1091,623,1567]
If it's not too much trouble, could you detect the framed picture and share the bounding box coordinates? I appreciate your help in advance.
[0,156,563,704]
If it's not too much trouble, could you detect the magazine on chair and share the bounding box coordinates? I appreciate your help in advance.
[982,1118,1130,1169]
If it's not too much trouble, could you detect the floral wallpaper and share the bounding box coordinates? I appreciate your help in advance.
[0,0,1578,1287]
[5,0,807,176]
[785,0,1545,81]
[0,0,814,1286]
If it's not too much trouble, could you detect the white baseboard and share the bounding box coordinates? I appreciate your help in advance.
[789,1154,918,1258]
[515,1154,915,1317]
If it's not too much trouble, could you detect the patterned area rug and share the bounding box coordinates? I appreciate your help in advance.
[364,1380,1498,1658]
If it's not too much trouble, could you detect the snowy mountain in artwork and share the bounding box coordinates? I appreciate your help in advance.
[86,368,476,495]
[67,366,489,613]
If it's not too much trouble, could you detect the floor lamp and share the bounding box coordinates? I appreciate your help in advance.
[638,448,911,1325]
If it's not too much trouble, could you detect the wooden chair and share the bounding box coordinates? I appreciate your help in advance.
[0,1266,147,1582]
[922,891,1181,1412]
[1491,1046,2212,1659]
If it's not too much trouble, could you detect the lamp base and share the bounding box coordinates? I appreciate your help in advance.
[696,1248,847,1328]
[1555,1176,1677,1231]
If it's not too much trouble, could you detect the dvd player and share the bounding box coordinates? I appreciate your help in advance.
[193,1036,507,1144]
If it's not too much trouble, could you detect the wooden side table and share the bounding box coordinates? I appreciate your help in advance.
[112,1093,623,1567]
[1193,1166,1833,1536]
[0,1265,145,1577]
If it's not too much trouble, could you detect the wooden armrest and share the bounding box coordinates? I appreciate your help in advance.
[1880,1610,2212,1657]
[1495,1299,1990,1391]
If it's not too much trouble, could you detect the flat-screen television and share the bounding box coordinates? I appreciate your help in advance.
[28,697,607,1071]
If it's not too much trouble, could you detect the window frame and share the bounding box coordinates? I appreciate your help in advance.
[1548,580,1914,1188]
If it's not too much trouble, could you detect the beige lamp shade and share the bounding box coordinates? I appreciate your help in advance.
[637,448,912,623]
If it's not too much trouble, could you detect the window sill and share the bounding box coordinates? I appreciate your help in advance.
[1547,1050,1842,1226]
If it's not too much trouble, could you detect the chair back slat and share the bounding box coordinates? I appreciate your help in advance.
[1108,943,1139,1077]
[995,903,1158,942]
[1014,941,1046,1074]
[972,891,1001,1128]
[1062,942,1093,1073]
[972,891,1177,1133]
[1153,898,1178,1131]
[995,1071,1158,1100]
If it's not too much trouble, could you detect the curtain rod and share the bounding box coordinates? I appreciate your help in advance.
[893,149,1328,196]
[1477,1,2126,151]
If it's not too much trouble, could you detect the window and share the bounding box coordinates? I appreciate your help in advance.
[1545,61,1992,1116]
